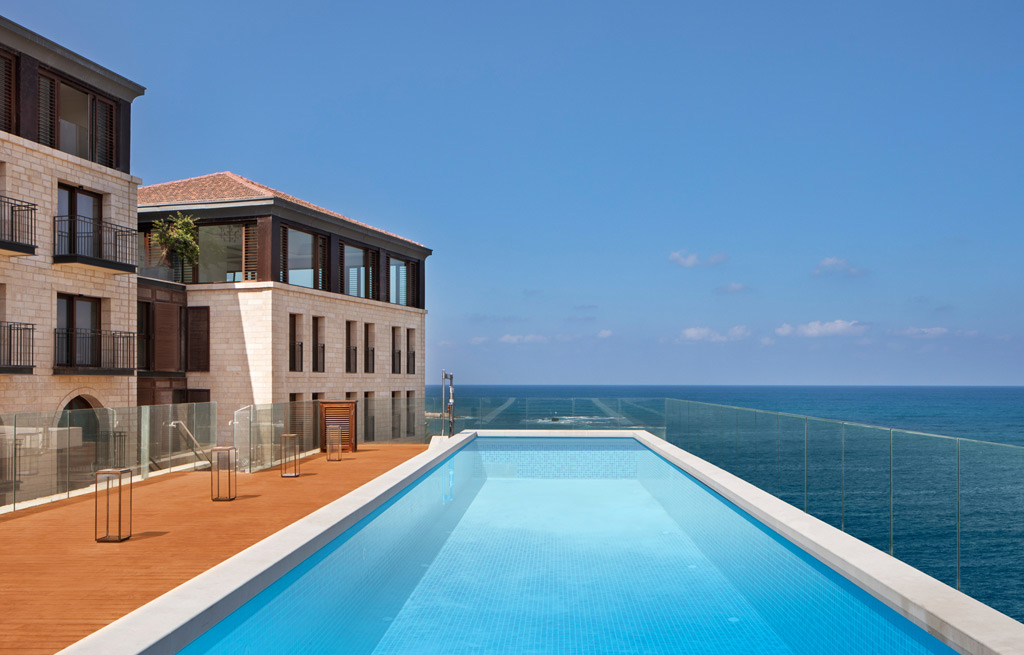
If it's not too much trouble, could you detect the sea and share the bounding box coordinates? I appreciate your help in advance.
[426,385,1024,446]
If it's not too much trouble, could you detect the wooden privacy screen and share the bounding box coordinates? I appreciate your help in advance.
[320,401,357,453]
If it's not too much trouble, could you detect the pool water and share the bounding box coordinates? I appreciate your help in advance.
[178,438,957,654]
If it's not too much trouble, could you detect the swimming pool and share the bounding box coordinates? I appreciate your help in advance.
[171,435,957,655]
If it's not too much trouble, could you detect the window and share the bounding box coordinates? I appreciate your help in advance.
[389,257,408,306]
[280,226,327,289]
[289,313,302,372]
[56,185,102,258]
[345,321,357,373]
[363,323,375,373]
[312,392,324,401]
[197,224,244,282]
[185,306,209,372]
[38,74,117,167]
[56,294,100,367]
[137,301,151,371]
[312,316,325,372]
[345,245,366,297]
[406,391,416,437]
[406,328,416,375]
[391,326,402,374]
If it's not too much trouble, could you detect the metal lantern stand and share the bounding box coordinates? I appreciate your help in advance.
[95,468,132,542]
[280,433,300,478]
[211,446,237,501]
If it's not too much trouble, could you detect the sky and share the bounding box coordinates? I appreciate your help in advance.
[8,1,1024,385]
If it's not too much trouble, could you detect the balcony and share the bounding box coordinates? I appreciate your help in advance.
[407,350,416,375]
[289,342,303,372]
[0,196,37,255]
[313,342,326,373]
[345,346,358,373]
[392,349,402,375]
[364,346,375,374]
[53,328,135,375]
[53,216,137,273]
[0,322,34,373]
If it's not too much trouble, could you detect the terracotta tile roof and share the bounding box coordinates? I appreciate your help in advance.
[138,171,425,248]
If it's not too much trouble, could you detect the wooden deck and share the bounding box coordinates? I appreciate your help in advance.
[0,444,427,655]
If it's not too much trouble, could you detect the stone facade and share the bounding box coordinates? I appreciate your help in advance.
[183,281,425,443]
[0,130,139,416]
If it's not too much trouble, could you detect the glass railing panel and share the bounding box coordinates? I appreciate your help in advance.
[842,423,891,553]
[733,407,759,485]
[664,399,689,451]
[892,429,957,587]
[6,412,66,508]
[753,410,780,496]
[233,406,252,472]
[959,439,1024,620]
[805,417,843,529]
[777,413,806,510]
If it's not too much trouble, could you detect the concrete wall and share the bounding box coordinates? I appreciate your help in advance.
[0,130,138,416]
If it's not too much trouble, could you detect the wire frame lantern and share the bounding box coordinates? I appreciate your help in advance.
[326,426,344,462]
[280,433,300,478]
[95,468,132,542]
[211,446,237,501]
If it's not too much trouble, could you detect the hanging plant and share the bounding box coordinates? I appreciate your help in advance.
[150,211,199,267]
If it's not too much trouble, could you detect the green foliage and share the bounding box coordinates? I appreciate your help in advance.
[151,211,199,266]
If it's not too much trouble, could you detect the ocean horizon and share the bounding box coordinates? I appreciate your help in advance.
[426,385,1024,447]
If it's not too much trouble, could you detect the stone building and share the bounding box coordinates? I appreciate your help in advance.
[0,17,145,416]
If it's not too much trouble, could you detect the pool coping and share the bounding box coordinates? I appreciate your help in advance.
[58,430,1024,655]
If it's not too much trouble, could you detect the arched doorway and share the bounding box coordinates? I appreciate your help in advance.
[59,395,103,492]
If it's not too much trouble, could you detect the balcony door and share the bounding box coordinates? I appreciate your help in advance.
[57,185,102,258]
[57,294,100,366]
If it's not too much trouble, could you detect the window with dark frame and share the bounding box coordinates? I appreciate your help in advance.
[37,72,117,168]
[289,313,302,372]
[56,294,100,367]
[280,225,328,290]
[312,316,325,372]
[56,185,102,259]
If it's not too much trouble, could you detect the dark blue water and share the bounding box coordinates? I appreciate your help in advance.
[425,385,1024,624]
[427,385,1024,446]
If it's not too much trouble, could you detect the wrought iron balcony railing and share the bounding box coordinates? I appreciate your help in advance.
[53,328,135,372]
[289,342,303,372]
[346,346,358,373]
[0,322,34,370]
[364,346,375,374]
[392,349,402,375]
[54,215,137,271]
[0,195,37,253]
[313,342,326,373]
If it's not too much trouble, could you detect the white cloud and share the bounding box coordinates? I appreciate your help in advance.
[813,257,866,277]
[715,282,749,294]
[669,250,728,268]
[775,323,794,336]
[760,336,775,346]
[499,333,548,344]
[893,327,948,338]
[597,329,612,338]
[679,325,750,343]
[778,319,867,337]
[469,336,488,345]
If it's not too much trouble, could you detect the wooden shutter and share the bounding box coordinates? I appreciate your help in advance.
[0,52,13,134]
[38,75,56,148]
[279,226,288,283]
[93,97,116,168]
[338,242,345,294]
[186,306,210,371]
[321,402,356,452]
[366,250,377,300]
[316,235,328,290]
[152,302,181,371]
[407,261,419,308]
[382,254,390,303]
[242,222,258,280]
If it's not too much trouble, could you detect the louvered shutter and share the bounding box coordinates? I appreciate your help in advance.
[338,242,345,294]
[322,402,356,452]
[316,235,328,290]
[407,261,418,308]
[382,254,390,303]
[367,250,377,300]
[152,302,181,371]
[186,306,210,371]
[0,53,13,134]
[279,226,288,282]
[242,222,258,280]
[93,97,116,168]
[38,75,56,148]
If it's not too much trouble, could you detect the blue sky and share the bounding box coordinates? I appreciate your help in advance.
[9,1,1023,384]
